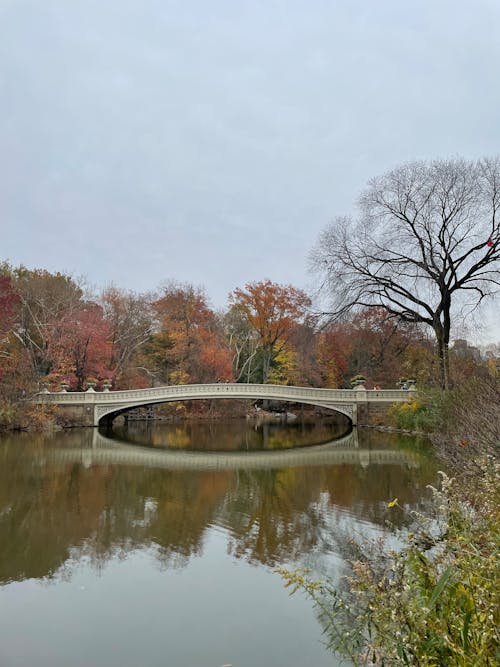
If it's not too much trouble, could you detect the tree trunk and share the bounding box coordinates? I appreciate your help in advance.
[262,352,271,384]
[434,321,450,390]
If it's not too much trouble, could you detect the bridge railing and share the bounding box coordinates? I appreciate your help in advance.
[37,383,413,404]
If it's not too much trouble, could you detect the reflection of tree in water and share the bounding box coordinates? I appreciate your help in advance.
[221,438,439,567]
[0,433,113,582]
[0,433,233,583]
[224,467,325,567]
[0,429,439,585]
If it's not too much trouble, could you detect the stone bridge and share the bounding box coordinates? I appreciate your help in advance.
[47,428,420,471]
[37,383,414,427]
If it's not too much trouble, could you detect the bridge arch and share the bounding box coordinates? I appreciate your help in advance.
[95,394,354,427]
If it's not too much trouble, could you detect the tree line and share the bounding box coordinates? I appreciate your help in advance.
[0,156,498,407]
[0,264,495,402]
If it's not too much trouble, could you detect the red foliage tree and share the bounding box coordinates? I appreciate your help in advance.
[316,325,350,388]
[0,276,24,394]
[0,276,19,340]
[50,302,113,390]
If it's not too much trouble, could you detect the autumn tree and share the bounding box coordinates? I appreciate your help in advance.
[100,286,153,386]
[228,280,311,383]
[0,276,20,373]
[1,264,85,379]
[51,302,113,390]
[197,327,234,383]
[148,282,233,385]
[316,324,350,388]
[310,312,427,389]
[266,322,323,387]
[0,275,25,398]
[399,333,440,387]
[312,157,500,388]
[0,276,19,342]
[346,309,424,387]
[286,322,324,386]
[152,282,212,384]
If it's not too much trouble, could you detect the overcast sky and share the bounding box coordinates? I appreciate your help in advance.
[1,0,499,340]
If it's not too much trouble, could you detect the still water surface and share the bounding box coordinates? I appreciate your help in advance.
[0,420,439,667]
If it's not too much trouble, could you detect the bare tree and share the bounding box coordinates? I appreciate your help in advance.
[312,157,500,388]
[100,286,153,382]
[224,306,261,383]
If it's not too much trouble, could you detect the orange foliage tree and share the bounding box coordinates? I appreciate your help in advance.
[228,280,311,383]
[346,309,422,387]
[149,283,233,385]
[0,276,19,342]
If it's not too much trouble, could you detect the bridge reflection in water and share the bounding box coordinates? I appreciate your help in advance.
[48,428,420,471]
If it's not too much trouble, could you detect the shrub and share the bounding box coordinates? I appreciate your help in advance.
[387,396,432,431]
[279,463,500,665]
[388,380,499,435]
[19,404,58,430]
[431,378,500,466]
[0,401,58,430]
[0,400,20,430]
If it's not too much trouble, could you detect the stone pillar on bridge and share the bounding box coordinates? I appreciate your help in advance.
[354,383,368,425]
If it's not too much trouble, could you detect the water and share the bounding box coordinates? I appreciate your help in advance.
[0,420,439,667]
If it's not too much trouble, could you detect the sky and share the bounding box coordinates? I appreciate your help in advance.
[1,0,499,340]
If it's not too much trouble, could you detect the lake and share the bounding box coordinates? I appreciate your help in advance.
[0,419,439,667]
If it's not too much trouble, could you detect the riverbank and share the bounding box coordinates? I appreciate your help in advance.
[281,377,500,665]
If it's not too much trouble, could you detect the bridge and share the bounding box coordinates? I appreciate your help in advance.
[46,428,420,471]
[37,383,414,427]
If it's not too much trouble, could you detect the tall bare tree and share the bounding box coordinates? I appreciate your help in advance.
[312,158,500,388]
[100,286,153,383]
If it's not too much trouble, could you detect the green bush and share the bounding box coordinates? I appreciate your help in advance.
[0,400,20,429]
[387,393,441,432]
